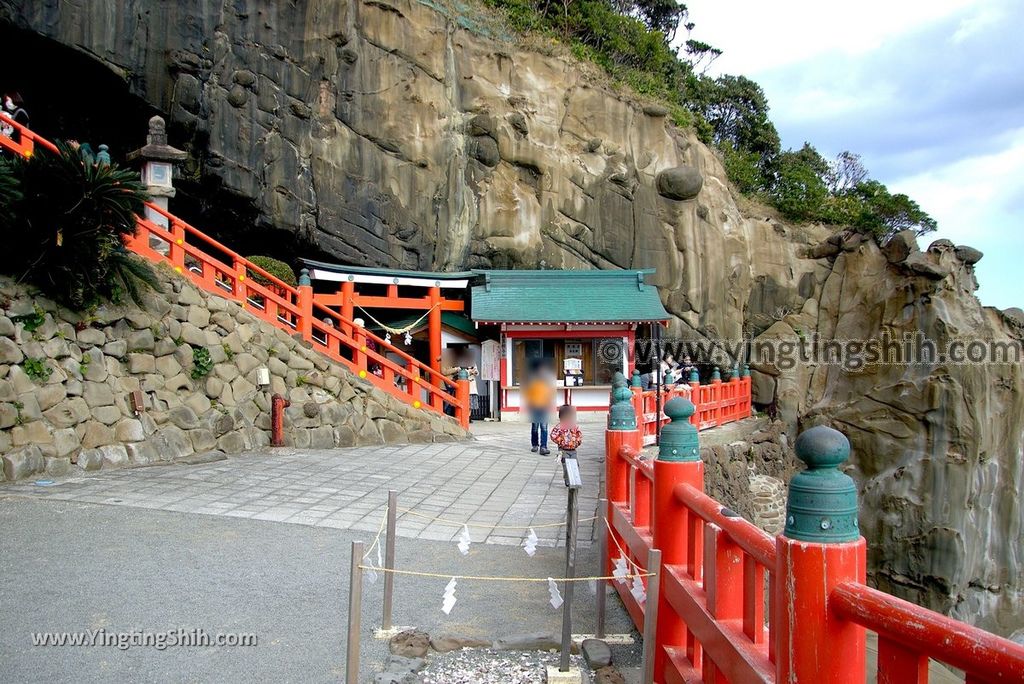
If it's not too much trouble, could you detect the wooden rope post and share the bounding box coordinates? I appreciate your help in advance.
[596,496,608,638]
[382,490,398,631]
[640,548,662,684]
[346,541,364,684]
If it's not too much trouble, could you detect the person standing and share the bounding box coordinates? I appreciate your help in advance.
[523,359,555,455]
[550,405,583,459]
[1,93,28,139]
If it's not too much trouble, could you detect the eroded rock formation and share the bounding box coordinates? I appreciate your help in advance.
[1,0,1021,634]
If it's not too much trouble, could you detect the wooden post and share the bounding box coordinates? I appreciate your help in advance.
[596,496,608,638]
[641,548,662,684]
[346,540,364,684]
[382,490,398,631]
[652,398,703,680]
[776,426,866,684]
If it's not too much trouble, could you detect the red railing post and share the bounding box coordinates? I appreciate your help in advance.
[687,368,701,428]
[297,268,314,342]
[606,379,642,572]
[776,425,866,684]
[169,218,186,273]
[455,371,471,429]
[653,397,703,680]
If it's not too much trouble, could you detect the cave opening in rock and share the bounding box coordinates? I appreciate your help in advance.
[0,22,331,271]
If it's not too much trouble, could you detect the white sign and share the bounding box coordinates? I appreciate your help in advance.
[563,357,582,371]
[480,339,502,381]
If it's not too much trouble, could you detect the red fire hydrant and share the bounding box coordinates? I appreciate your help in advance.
[271,393,290,447]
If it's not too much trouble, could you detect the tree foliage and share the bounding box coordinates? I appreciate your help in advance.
[0,142,160,309]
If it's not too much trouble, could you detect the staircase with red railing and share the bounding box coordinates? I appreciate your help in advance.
[0,116,470,428]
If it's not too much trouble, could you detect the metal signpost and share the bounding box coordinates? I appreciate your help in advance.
[559,452,583,672]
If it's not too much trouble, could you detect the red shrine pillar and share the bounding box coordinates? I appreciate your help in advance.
[429,285,442,376]
[340,279,355,337]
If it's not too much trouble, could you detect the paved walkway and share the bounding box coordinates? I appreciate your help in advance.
[1,416,608,548]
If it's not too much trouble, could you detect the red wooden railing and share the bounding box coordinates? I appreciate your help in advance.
[0,116,469,427]
[605,398,1024,683]
[631,373,752,446]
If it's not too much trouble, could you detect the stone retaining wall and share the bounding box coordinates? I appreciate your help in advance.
[0,268,467,481]
[701,421,797,535]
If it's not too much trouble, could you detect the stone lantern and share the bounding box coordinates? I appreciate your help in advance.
[127,115,187,232]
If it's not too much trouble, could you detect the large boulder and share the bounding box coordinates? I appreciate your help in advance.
[882,230,918,263]
[655,166,703,201]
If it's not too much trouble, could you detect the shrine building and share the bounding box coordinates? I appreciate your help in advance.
[300,261,670,420]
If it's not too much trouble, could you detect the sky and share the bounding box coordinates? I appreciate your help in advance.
[684,0,1023,309]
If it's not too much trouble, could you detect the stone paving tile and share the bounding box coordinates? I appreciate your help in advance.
[2,417,608,546]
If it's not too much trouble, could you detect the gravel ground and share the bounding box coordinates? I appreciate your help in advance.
[416,649,592,684]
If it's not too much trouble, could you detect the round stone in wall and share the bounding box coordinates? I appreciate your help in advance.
[656,165,703,201]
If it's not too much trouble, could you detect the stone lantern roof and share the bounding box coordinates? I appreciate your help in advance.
[126,115,187,164]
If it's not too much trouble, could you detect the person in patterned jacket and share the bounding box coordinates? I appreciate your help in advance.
[550,405,583,457]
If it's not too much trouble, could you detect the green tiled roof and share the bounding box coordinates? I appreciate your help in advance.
[470,269,669,323]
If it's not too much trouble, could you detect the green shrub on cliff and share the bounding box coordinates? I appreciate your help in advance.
[483,0,937,238]
[0,142,161,309]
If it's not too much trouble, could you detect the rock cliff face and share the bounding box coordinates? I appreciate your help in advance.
[1,0,1022,634]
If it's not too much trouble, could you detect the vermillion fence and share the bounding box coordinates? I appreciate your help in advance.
[0,116,469,427]
[629,368,752,446]
[604,381,1024,683]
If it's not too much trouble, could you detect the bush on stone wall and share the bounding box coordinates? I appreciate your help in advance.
[246,255,296,288]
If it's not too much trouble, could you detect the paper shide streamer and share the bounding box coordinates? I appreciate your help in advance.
[457,525,472,555]
[522,528,538,557]
[442,577,458,615]
[613,557,629,586]
[547,577,563,609]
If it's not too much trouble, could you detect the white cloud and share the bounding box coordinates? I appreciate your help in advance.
[895,127,1024,241]
[684,0,978,76]
[683,0,1023,308]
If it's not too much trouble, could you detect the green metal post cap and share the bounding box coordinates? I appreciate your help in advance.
[630,368,643,387]
[742,364,751,377]
[658,397,700,462]
[611,371,626,387]
[730,365,740,379]
[784,425,860,543]
[689,368,699,383]
[608,383,636,430]
[711,367,721,381]
[298,268,312,286]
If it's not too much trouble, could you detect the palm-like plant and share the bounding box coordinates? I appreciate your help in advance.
[0,141,161,309]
